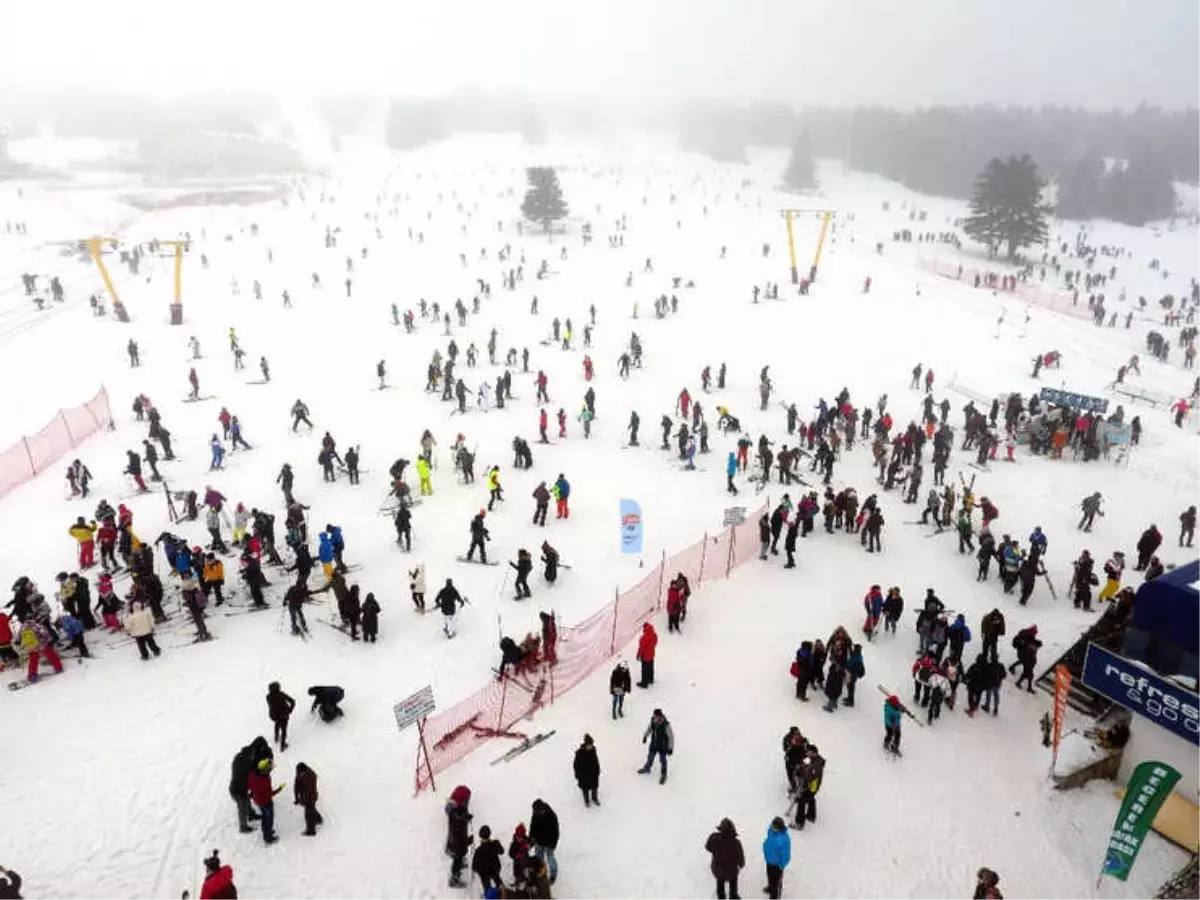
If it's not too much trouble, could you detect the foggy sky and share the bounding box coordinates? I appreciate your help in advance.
[3,0,1196,109]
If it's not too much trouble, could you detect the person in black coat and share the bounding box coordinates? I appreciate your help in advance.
[541,542,559,584]
[308,685,345,722]
[529,799,560,884]
[361,592,380,642]
[510,549,533,599]
[446,802,474,888]
[471,825,504,892]
[573,734,601,807]
[783,516,799,569]
[266,681,296,751]
[0,867,22,900]
[230,742,265,833]
[610,661,632,719]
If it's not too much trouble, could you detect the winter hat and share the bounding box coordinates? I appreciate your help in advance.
[204,851,221,873]
[887,695,901,707]
[257,758,272,772]
[652,708,663,717]
[582,734,594,746]
[771,816,786,831]
[479,825,492,840]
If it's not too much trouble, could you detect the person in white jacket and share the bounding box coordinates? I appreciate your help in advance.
[927,671,950,725]
[409,564,426,612]
[125,603,162,660]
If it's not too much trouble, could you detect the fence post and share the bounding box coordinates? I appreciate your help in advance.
[725,523,735,576]
[496,676,508,733]
[656,550,667,608]
[60,410,75,447]
[22,437,35,475]
[698,533,708,582]
[609,587,620,655]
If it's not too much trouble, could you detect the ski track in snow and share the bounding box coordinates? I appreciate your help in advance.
[0,137,1195,898]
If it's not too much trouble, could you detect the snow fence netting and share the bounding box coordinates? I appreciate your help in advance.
[414,503,767,792]
[0,387,113,500]
[918,258,1092,321]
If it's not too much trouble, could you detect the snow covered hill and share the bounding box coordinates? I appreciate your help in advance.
[0,136,1195,899]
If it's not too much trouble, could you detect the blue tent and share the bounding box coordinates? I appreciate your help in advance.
[1133,560,1200,654]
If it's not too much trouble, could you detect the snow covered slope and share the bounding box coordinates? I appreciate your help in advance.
[0,136,1194,898]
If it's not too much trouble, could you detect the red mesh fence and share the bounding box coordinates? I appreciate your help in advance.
[918,259,1092,322]
[0,388,113,501]
[415,503,767,793]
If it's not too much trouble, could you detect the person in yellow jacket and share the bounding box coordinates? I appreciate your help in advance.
[203,553,227,606]
[416,457,433,496]
[68,516,97,568]
[487,466,503,511]
[1098,551,1126,603]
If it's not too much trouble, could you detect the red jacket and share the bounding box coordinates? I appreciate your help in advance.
[637,624,658,661]
[0,613,12,645]
[200,866,237,899]
[97,521,118,547]
[539,410,548,429]
[246,770,277,806]
[666,586,684,616]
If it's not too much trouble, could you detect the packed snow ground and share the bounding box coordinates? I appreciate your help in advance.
[0,135,1196,899]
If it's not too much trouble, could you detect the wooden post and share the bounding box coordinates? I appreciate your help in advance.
[60,410,75,447]
[495,673,509,732]
[725,523,736,576]
[655,550,667,608]
[414,716,436,796]
[698,532,708,581]
[609,587,620,654]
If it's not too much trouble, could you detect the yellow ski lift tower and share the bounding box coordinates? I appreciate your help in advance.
[83,237,128,322]
[84,237,189,324]
[157,239,188,325]
[780,208,835,285]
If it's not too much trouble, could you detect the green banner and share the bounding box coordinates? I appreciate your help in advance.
[1102,761,1182,882]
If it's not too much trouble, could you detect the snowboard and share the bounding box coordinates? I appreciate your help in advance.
[456,556,500,566]
[7,667,73,690]
[223,605,272,617]
[183,395,216,403]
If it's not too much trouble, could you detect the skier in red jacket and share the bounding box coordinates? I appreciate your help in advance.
[199,850,237,899]
[636,622,658,687]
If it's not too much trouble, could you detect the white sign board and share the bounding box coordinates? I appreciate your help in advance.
[393,685,436,732]
[723,506,746,527]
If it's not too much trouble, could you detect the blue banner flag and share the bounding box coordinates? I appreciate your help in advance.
[620,498,643,554]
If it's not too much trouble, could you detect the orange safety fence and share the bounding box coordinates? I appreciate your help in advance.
[918,258,1093,322]
[0,388,113,500]
[415,503,767,792]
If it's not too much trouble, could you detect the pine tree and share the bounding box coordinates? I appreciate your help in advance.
[963,154,1049,261]
[782,130,817,191]
[520,166,569,234]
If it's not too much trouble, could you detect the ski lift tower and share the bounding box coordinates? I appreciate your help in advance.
[780,208,836,285]
[83,237,129,322]
[157,239,188,324]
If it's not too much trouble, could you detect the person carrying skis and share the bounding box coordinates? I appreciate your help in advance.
[883,694,906,754]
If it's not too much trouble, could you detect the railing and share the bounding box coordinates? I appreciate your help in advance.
[0,387,113,500]
[415,503,767,792]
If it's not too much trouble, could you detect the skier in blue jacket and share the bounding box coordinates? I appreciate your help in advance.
[318,532,336,579]
[762,817,791,899]
[726,452,738,495]
[209,435,225,470]
[1029,526,1048,558]
[883,694,905,754]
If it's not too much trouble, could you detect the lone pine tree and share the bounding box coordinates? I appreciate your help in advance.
[963,154,1048,261]
[782,130,817,191]
[521,166,569,233]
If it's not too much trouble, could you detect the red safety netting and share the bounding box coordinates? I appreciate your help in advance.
[918,259,1092,322]
[415,503,767,792]
[0,388,113,501]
